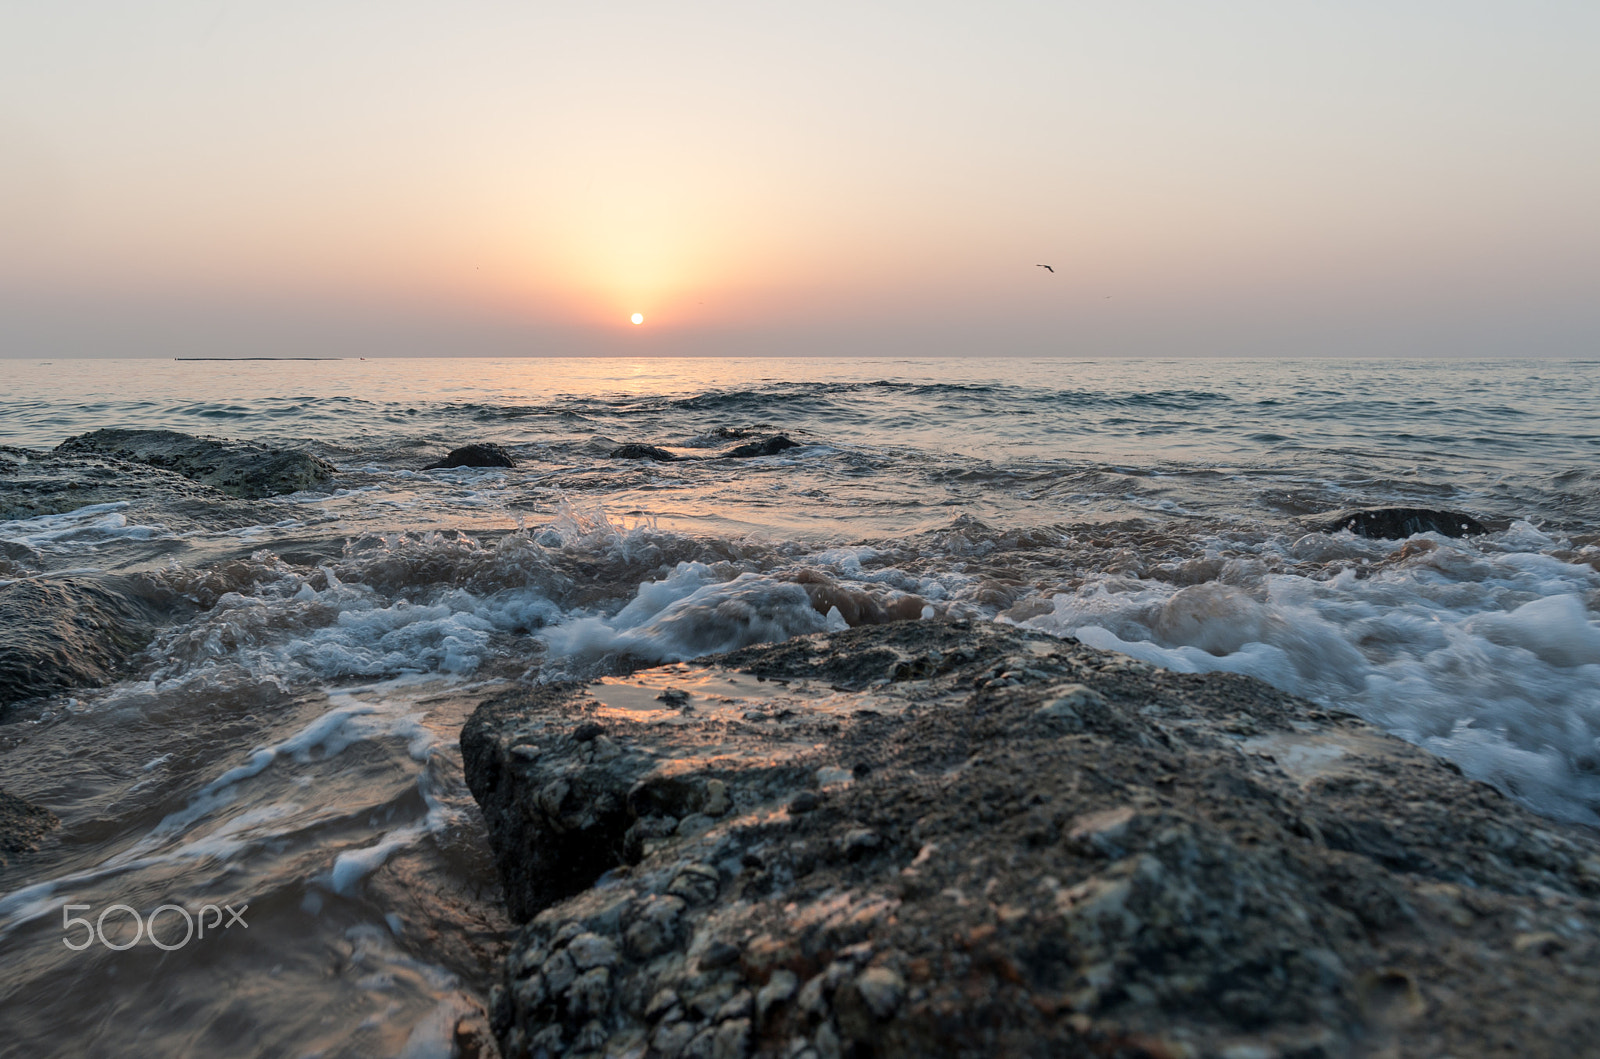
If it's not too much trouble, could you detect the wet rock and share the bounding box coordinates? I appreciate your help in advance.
[757,969,798,1021]
[624,894,686,958]
[467,620,1600,1059]
[609,443,682,462]
[713,1016,751,1058]
[668,862,721,905]
[451,1013,496,1059]
[0,787,58,869]
[56,428,336,499]
[1031,683,1104,733]
[0,444,261,522]
[1310,506,1487,539]
[0,576,162,716]
[853,966,904,1019]
[424,442,517,469]
[704,779,731,816]
[719,435,800,459]
[607,434,801,464]
[567,932,619,969]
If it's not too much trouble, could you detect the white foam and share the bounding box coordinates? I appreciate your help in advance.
[0,501,172,549]
[329,823,428,895]
[540,563,847,669]
[1021,533,1600,822]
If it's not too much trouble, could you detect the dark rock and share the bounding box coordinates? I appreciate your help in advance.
[424,443,517,470]
[1,444,254,522]
[719,434,800,459]
[56,429,336,499]
[683,426,769,448]
[1311,507,1487,539]
[0,787,58,869]
[608,435,803,462]
[466,620,1600,1059]
[608,443,682,462]
[0,576,161,715]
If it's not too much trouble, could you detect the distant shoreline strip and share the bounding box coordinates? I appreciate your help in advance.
[174,357,342,361]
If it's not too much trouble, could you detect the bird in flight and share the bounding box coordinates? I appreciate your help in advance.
[1036,264,1054,272]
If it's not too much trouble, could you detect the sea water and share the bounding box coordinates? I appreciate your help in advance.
[1,356,1596,1056]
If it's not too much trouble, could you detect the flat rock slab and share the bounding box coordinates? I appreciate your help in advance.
[0,445,244,522]
[56,428,337,499]
[463,620,1600,1059]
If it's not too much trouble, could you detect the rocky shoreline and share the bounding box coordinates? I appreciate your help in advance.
[462,620,1600,1059]
[3,423,1569,1055]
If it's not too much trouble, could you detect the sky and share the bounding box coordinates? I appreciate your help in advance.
[1,1,1597,358]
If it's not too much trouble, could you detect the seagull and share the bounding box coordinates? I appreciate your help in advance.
[1036,264,1054,272]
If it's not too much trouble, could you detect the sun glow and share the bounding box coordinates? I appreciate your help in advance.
[630,312,644,325]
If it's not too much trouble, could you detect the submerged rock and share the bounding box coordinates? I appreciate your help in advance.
[56,428,337,499]
[425,443,517,469]
[719,434,800,459]
[609,443,682,462]
[1311,507,1487,539]
[0,444,243,521]
[0,788,58,870]
[610,435,804,464]
[0,576,163,715]
[683,426,769,448]
[464,620,1600,1059]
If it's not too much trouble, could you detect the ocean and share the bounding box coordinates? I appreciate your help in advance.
[1,355,1597,1057]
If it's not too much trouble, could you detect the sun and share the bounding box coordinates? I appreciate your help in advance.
[630,312,644,325]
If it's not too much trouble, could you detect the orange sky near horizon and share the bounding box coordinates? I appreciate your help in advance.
[2,2,1597,357]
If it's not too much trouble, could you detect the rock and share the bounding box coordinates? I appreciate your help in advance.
[466,620,1600,1059]
[1310,507,1487,539]
[0,576,163,716]
[609,443,682,462]
[1032,684,1105,732]
[757,969,799,1021]
[56,429,336,499]
[0,444,261,523]
[452,1013,495,1059]
[854,966,904,1019]
[719,435,800,459]
[567,932,619,969]
[424,443,517,469]
[704,779,731,816]
[607,435,803,463]
[0,787,58,869]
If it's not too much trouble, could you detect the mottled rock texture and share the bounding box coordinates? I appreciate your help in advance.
[0,787,58,871]
[56,428,336,499]
[464,620,1600,1059]
[0,444,239,521]
[0,576,165,715]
